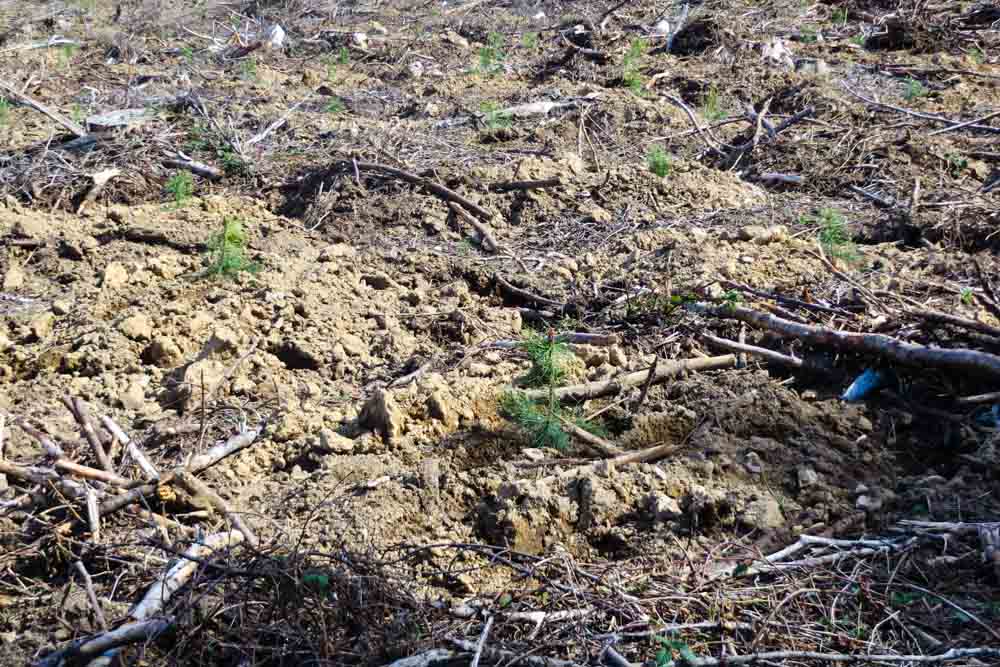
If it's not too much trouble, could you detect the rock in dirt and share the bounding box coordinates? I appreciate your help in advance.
[740,497,785,530]
[51,299,71,315]
[2,265,25,290]
[102,262,129,289]
[797,466,819,489]
[29,312,55,340]
[13,217,46,238]
[648,493,683,522]
[319,428,355,454]
[182,358,227,407]
[145,336,183,368]
[118,313,153,341]
[360,388,405,442]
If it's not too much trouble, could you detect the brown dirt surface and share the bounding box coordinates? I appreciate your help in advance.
[1,1,999,666]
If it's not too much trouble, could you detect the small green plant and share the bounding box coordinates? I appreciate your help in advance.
[71,104,86,125]
[969,46,985,65]
[0,97,10,125]
[655,636,698,667]
[960,287,975,306]
[522,32,539,49]
[903,77,927,101]
[812,207,858,262]
[324,55,338,80]
[204,217,258,279]
[180,45,195,63]
[701,85,726,121]
[477,31,506,75]
[59,43,78,69]
[946,153,968,178]
[622,38,648,95]
[647,146,672,177]
[219,150,248,176]
[240,56,258,81]
[337,46,350,65]
[830,7,849,24]
[481,101,512,129]
[325,97,345,115]
[165,172,194,208]
[850,33,867,47]
[500,330,601,451]
[800,28,818,43]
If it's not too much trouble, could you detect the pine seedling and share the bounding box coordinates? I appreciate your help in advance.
[477,32,506,75]
[702,85,726,121]
[165,172,194,208]
[500,329,604,451]
[904,78,927,101]
[204,217,259,279]
[813,207,858,263]
[622,38,647,95]
[647,147,672,177]
[326,98,345,115]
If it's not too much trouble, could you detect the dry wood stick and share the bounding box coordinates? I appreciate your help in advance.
[702,334,807,369]
[448,202,499,253]
[0,79,87,137]
[558,416,623,457]
[63,397,115,474]
[927,109,1000,136]
[449,639,582,667]
[844,84,1000,134]
[694,304,1000,379]
[490,177,562,192]
[903,306,1000,339]
[131,529,245,621]
[174,472,259,547]
[495,275,565,309]
[681,647,1000,666]
[101,416,159,480]
[73,561,108,631]
[35,618,172,667]
[523,355,736,402]
[348,161,494,221]
[16,419,65,458]
[974,258,1000,321]
[86,488,101,541]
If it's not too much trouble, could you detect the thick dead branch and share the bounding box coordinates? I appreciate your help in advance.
[35,618,172,667]
[132,530,245,621]
[694,304,1000,379]
[523,355,736,402]
[490,177,562,192]
[495,275,566,310]
[449,202,499,253]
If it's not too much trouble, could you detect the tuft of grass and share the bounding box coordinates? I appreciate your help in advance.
[522,32,539,50]
[850,33,867,47]
[903,77,927,101]
[180,45,195,63]
[0,97,10,125]
[481,101,512,129]
[800,28,818,43]
[701,85,726,121]
[830,7,849,24]
[204,217,259,279]
[165,172,194,208]
[325,98,345,115]
[337,46,350,65]
[647,146,672,177]
[477,31,506,75]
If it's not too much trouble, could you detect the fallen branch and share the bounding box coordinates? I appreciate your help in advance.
[345,161,494,221]
[174,471,259,547]
[491,177,562,192]
[496,275,566,310]
[35,618,172,667]
[450,638,583,667]
[692,304,1000,379]
[0,79,88,137]
[522,355,736,402]
[681,647,1000,666]
[449,202,499,253]
[164,155,223,181]
[844,84,1000,134]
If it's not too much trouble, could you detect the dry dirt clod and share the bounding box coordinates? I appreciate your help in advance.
[359,388,405,443]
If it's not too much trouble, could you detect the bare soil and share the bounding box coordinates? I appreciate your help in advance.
[1,1,998,666]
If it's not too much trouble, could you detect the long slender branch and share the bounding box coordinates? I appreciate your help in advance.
[693,304,1000,379]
